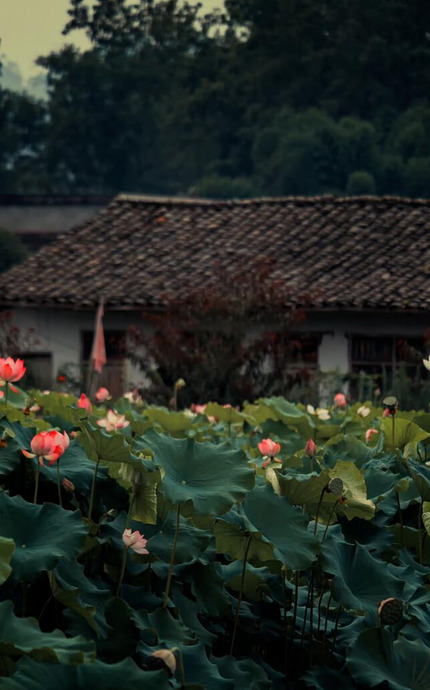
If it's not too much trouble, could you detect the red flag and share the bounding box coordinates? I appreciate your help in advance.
[90,299,106,374]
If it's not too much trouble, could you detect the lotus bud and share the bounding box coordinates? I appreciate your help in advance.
[377,598,403,626]
[304,439,317,456]
[147,649,176,676]
[327,478,344,496]
[62,477,75,493]
[174,378,186,390]
[365,428,379,443]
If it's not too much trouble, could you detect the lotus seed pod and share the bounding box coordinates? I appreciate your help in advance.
[148,649,177,676]
[328,478,344,496]
[383,396,398,413]
[377,597,403,625]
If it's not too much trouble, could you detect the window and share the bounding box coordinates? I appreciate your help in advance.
[349,335,424,398]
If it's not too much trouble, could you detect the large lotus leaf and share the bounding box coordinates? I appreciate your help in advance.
[78,428,131,465]
[215,656,271,689]
[347,627,430,690]
[320,537,404,613]
[32,393,89,427]
[223,562,272,600]
[271,461,374,522]
[323,433,383,469]
[97,597,140,661]
[141,429,255,516]
[0,437,26,475]
[205,403,246,426]
[0,536,14,584]
[303,665,356,690]
[170,588,219,646]
[0,492,88,582]
[107,459,161,525]
[214,519,274,562]
[258,397,315,438]
[422,501,430,537]
[41,440,108,493]
[184,561,231,617]
[0,600,94,663]
[180,644,234,689]
[50,559,111,635]
[258,422,305,455]
[408,461,430,500]
[413,413,430,434]
[134,606,197,647]
[0,657,170,690]
[382,417,430,457]
[241,483,319,570]
[144,406,194,434]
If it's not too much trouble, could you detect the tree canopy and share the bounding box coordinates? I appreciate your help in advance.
[1,0,430,197]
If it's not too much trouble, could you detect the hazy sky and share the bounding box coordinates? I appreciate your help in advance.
[0,0,223,80]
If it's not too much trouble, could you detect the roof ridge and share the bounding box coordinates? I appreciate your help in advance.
[114,193,430,206]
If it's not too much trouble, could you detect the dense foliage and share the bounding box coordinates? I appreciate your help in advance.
[1,381,430,688]
[2,0,430,197]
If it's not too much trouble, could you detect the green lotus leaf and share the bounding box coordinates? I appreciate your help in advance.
[97,598,140,662]
[0,600,95,664]
[225,563,272,600]
[32,392,88,427]
[328,460,375,521]
[107,459,161,524]
[180,643,234,689]
[0,535,15,584]
[134,606,198,647]
[323,433,383,469]
[0,657,170,690]
[78,428,131,465]
[215,656,271,689]
[144,406,194,435]
[320,538,404,613]
[303,665,356,690]
[214,519,274,562]
[0,493,88,582]
[422,501,430,536]
[170,588,219,646]
[347,627,430,690]
[241,483,319,571]
[142,429,255,516]
[50,559,111,635]
[382,417,430,457]
[0,438,22,475]
[205,403,246,425]
[257,397,315,438]
[184,562,231,617]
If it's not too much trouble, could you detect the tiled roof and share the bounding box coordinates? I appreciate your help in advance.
[1,193,429,311]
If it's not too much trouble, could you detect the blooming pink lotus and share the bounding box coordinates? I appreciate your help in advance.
[0,357,26,384]
[304,439,317,456]
[122,528,149,554]
[123,389,143,404]
[95,387,111,403]
[97,409,130,432]
[366,428,379,443]
[190,403,207,415]
[77,393,92,413]
[334,392,347,407]
[22,429,69,466]
[258,438,281,457]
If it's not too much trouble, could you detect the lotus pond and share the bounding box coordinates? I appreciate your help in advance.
[0,387,430,689]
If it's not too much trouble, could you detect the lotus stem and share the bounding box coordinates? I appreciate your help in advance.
[5,383,8,406]
[21,582,27,617]
[291,570,299,645]
[163,504,181,608]
[392,414,395,447]
[33,462,40,504]
[314,487,327,534]
[88,457,101,523]
[56,462,62,507]
[418,502,424,564]
[323,592,333,640]
[322,499,340,540]
[331,605,342,649]
[317,585,325,634]
[396,492,404,547]
[230,534,252,655]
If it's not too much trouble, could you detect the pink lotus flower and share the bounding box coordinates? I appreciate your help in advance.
[334,392,347,407]
[97,409,130,432]
[366,428,379,443]
[0,391,3,400]
[22,430,69,466]
[123,389,143,404]
[258,438,281,457]
[190,403,207,415]
[0,357,26,384]
[304,439,317,456]
[122,528,149,554]
[77,393,92,413]
[382,408,391,417]
[95,387,111,403]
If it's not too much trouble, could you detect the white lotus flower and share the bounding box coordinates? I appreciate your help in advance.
[357,406,371,417]
[423,356,430,371]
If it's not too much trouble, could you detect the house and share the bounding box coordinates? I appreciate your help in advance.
[0,193,429,399]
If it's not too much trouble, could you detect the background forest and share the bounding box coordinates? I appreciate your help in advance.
[2,0,430,198]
